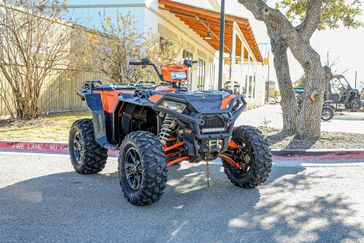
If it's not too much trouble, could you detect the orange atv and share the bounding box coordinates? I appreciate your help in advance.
[69,58,272,206]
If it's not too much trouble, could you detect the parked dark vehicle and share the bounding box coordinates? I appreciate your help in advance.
[69,58,272,206]
[329,75,364,112]
[294,88,335,122]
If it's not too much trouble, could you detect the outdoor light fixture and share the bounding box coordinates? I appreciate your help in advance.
[205,30,212,40]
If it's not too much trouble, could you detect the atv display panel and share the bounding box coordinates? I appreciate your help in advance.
[161,65,189,83]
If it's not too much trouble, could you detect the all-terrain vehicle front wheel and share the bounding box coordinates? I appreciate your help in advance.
[69,119,108,174]
[221,126,272,188]
[119,131,168,206]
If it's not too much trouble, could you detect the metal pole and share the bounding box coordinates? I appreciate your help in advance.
[218,0,225,90]
[355,71,358,88]
[229,25,236,82]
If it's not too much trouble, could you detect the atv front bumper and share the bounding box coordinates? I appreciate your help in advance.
[154,95,247,160]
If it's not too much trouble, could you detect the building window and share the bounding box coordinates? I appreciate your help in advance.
[208,64,215,90]
[183,50,193,90]
[183,50,193,60]
[253,76,256,98]
[197,58,206,90]
[249,76,253,97]
[244,75,256,99]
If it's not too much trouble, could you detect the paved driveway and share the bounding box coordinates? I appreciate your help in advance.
[1,153,364,242]
[237,105,364,134]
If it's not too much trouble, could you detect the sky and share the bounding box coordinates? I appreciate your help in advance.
[181,0,364,88]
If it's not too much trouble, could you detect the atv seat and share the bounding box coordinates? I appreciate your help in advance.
[154,85,176,92]
[94,84,137,91]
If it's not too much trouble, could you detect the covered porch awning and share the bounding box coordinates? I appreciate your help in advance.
[158,0,263,63]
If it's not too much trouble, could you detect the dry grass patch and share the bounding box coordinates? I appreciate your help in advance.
[0,112,91,142]
[261,127,364,150]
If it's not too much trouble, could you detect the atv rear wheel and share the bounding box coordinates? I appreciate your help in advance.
[321,107,334,121]
[222,126,272,188]
[119,131,167,206]
[69,119,108,174]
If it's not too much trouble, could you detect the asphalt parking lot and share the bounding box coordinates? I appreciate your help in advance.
[1,153,364,242]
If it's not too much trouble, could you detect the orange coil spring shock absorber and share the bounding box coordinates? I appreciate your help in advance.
[158,114,177,145]
[159,114,190,166]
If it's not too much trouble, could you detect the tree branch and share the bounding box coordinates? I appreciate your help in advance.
[238,0,296,41]
[297,0,323,40]
[239,0,320,69]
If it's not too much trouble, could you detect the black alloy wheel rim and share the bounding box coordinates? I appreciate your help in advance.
[124,147,143,191]
[73,132,83,163]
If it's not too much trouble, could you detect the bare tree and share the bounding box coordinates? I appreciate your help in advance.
[81,13,184,84]
[0,0,71,119]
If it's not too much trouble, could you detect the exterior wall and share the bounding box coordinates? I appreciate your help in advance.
[254,65,267,106]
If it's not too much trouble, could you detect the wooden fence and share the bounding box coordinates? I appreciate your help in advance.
[0,68,110,119]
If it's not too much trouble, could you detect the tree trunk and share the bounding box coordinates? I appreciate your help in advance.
[289,43,326,138]
[268,28,298,134]
[237,0,327,138]
[15,95,39,120]
[324,66,333,100]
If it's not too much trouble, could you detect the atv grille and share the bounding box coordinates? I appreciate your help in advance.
[202,116,225,129]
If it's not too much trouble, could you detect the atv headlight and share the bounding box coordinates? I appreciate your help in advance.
[158,100,186,113]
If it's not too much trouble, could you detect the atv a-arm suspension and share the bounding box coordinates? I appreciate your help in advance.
[163,141,189,166]
[163,139,244,168]
[167,156,190,166]
[218,154,241,168]
[218,140,244,169]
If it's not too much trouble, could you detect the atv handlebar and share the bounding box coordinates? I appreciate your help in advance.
[129,58,164,81]
[183,59,198,68]
[129,61,143,65]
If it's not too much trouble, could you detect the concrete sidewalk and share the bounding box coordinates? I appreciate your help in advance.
[236,104,364,134]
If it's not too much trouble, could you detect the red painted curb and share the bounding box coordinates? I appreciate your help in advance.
[273,153,364,161]
[0,141,363,161]
[0,141,69,154]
